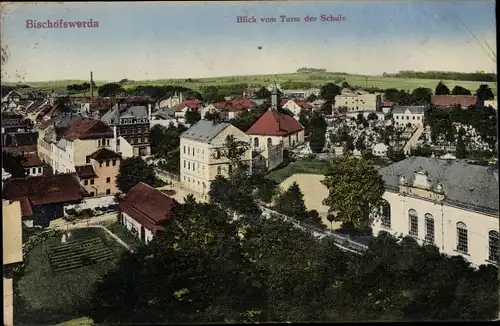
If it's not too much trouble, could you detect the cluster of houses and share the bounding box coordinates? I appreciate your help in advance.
[1,82,498,300]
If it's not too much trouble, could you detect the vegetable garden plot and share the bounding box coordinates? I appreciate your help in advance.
[46,237,116,272]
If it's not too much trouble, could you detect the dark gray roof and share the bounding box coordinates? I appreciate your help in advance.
[392,106,425,114]
[122,105,148,118]
[181,120,231,143]
[379,156,499,215]
[152,108,175,119]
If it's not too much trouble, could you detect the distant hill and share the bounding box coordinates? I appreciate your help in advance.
[296,68,327,73]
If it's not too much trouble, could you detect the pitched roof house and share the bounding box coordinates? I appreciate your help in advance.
[2,174,86,226]
[431,95,478,109]
[246,108,304,137]
[118,182,179,243]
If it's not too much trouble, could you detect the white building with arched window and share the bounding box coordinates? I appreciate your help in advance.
[373,157,499,267]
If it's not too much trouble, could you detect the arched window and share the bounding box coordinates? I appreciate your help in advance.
[456,222,468,253]
[267,138,272,148]
[488,230,499,262]
[381,202,391,228]
[254,137,259,148]
[424,214,435,244]
[408,209,418,237]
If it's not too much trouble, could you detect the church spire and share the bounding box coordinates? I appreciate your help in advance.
[271,83,278,109]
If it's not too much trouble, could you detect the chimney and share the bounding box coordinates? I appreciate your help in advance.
[90,71,94,101]
[148,103,152,121]
[113,125,117,152]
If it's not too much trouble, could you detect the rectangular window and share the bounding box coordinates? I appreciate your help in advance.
[188,162,191,169]
[86,156,91,164]
[106,177,111,183]
[193,164,195,172]
[183,146,186,154]
[84,180,88,186]
[106,189,111,195]
[90,191,95,196]
[217,166,222,175]
[409,214,418,237]
[183,160,186,168]
[112,159,116,166]
[188,147,191,155]
[425,215,435,244]
[98,140,101,147]
[457,225,468,253]
[38,167,42,173]
[90,179,94,185]
[99,162,103,167]
[381,204,391,228]
[106,160,110,167]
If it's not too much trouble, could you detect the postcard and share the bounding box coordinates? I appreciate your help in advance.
[1,1,498,325]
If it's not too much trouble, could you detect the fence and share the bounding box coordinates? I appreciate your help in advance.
[64,195,116,215]
[259,205,369,254]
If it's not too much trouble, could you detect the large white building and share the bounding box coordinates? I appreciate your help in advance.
[334,91,382,113]
[372,157,499,267]
[392,106,425,127]
[179,120,252,195]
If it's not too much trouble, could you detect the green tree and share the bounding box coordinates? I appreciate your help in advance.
[411,87,433,105]
[97,83,125,97]
[204,110,221,122]
[309,128,326,153]
[185,110,201,125]
[274,182,308,220]
[319,83,342,101]
[255,87,271,99]
[201,86,225,103]
[434,81,450,95]
[451,85,472,96]
[455,136,468,158]
[2,152,27,178]
[306,93,317,102]
[475,84,495,104]
[116,156,155,192]
[321,156,385,228]
[387,146,406,162]
[367,112,378,120]
[298,110,311,135]
[230,107,266,132]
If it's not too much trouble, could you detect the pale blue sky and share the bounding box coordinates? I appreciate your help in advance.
[1,1,496,82]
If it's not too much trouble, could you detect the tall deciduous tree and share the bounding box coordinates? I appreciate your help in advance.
[475,84,495,104]
[319,83,342,101]
[116,156,155,193]
[411,87,433,105]
[434,81,450,95]
[185,110,201,125]
[2,152,27,178]
[321,156,385,228]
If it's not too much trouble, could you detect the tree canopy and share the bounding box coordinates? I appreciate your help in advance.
[97,83,125,97]
[116,156,155,192]
[319,83,342,101]
[434,81,450,95]
[321,156,385,228]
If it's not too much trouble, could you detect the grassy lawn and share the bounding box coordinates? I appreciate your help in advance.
[266,159,330,184]
[105,221,143,250]
[4,72,496,94]
[14,228,127,325]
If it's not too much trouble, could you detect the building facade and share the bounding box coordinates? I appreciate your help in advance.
[392,106,425,127]
[334,91,382,112]
[75,148,121,197]
[180,120,252,194]
[101,103,152,156]
[118,182,179,244]
[372,157,499,267]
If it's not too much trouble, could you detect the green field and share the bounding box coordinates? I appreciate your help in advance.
[14,228,127,325]
[266,159,330,184]
[4,72,497,94]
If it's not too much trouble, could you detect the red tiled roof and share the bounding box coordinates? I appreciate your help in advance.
[213,99,256,113]
[381,101,396,107]
[2,145,37,154]
[173,99,202,112]
[62,117,113,141]
[2,174,85,215]
[119,182,178,233]
[246,108,304,136]
[20,153,43,168]
[431,95,477,108]
[75,165,97,179]
[90,148,121,160]
[18,196,34,217]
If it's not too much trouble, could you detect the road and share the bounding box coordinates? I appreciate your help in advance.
[403,124,424,154]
